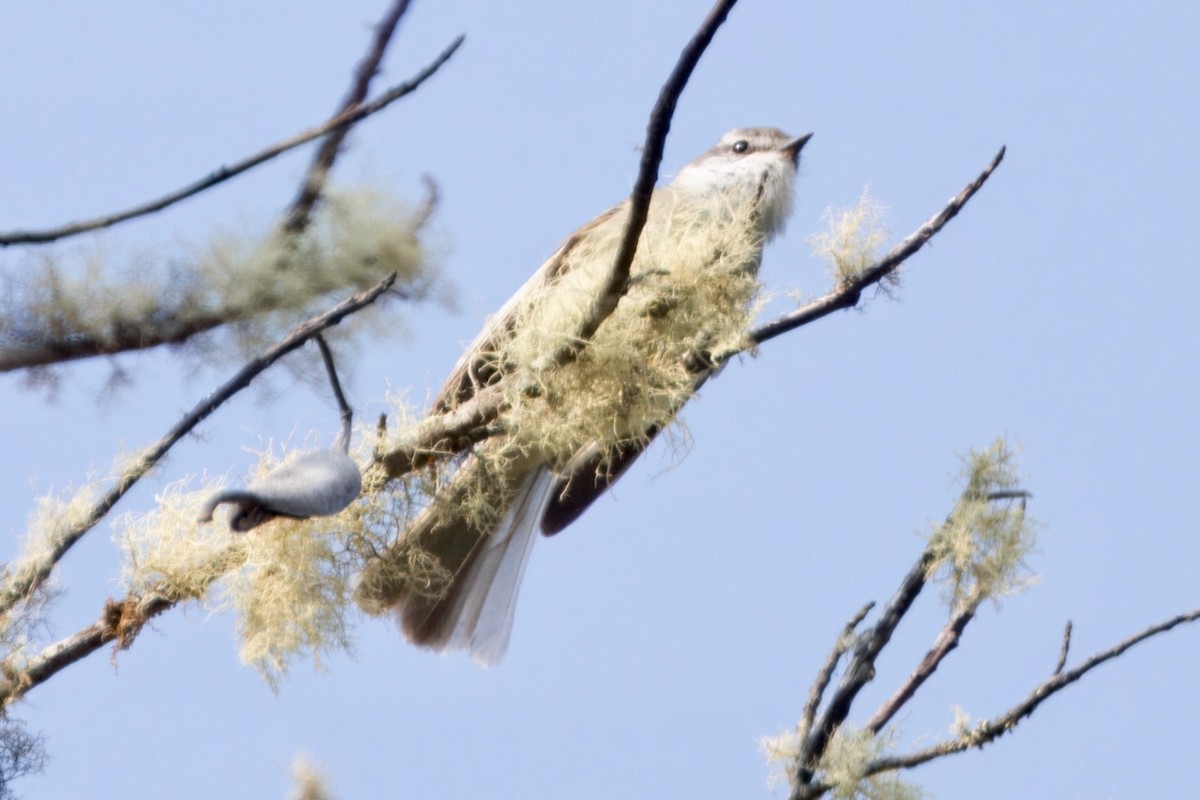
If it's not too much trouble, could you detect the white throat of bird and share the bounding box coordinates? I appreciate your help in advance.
[670,127,808,241]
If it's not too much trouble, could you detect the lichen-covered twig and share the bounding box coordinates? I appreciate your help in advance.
[0,275,396,620]
[555,0,741,364]
[750,146,1006,347]
[790,552,936,800]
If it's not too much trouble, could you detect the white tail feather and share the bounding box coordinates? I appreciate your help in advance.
[443,467,557,666]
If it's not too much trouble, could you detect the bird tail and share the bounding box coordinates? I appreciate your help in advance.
[356,457,556,666]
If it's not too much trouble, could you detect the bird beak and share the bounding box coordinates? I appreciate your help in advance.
[784,132,813,163]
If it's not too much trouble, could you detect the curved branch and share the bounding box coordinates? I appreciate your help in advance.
[560,0,741,361]
[282,0,413,234]
[0,34,464,247]
[0,275,397,619]
[751,146,1006,347]
[314,334,353,452]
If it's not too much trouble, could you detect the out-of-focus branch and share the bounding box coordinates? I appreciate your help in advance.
[0,32,463,248]
[0,275,396,620]
[0,177,438,373]
[282,0,413,234]
[750,146,1006,348]
[374,383,508,479]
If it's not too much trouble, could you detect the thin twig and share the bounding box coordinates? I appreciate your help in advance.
[866,601,980,734]
[790,551,936,798]
[282,0,412,234]
[564,0,741,357]
[0,274,397,619]
[375,383,509,479]
[314,333,353,452]
[0,34,463,247]
[862,608,1200,777]
[750,146,1006,347]
[802,603,875,737]
[1054,620,1073,675]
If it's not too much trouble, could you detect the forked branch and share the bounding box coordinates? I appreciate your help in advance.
[0,29,463,247]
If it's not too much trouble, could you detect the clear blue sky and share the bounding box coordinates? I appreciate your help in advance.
[3,2,1199,797]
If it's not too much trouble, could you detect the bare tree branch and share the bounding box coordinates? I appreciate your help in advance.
[750,146,1006,347]
[314,334,353,452]
[802,603,875,737]
[554,0,741,365]
[0,275,397,619]
[282,0,413,234]
[1054,620,1072,675]
[0,584,188,707]
[790,552,935,799]
[861,608,1200,777]
[866,602,979,735]
[0,34,463,248]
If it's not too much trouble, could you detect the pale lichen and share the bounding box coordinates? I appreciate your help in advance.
[808,189,890,287]
[926,438,1037,614]
[1,184,439,377]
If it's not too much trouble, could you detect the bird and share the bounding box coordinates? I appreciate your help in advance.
[355,127,811,665]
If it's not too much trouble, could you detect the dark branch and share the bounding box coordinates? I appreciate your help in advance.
[802,603,875,738]
[866,602,979,735]
[563,0,740,358]
[314,333,353,452]
[1054,620,1072,675]
[862,607,1200,777]
[0,33,463,247]
[282,0,412,234]
[0,275,397,619]
[751,146,1005,348]
[790,551,935,798]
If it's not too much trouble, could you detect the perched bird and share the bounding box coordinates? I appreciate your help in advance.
[356,127,811,664]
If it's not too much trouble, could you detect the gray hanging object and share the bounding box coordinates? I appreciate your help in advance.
[199,448,362,532]
[200,333,362,532]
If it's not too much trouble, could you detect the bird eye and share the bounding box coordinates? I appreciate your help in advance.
[732,140,749,154]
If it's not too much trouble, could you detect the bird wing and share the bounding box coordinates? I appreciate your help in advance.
[433,203,624,412]
[540,369,714,535]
